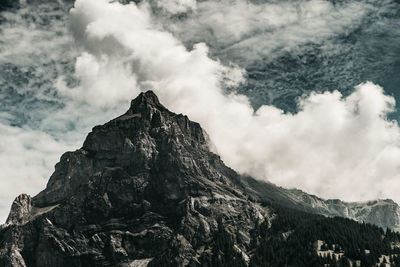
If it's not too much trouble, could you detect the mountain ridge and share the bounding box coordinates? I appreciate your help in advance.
[1,91,400,266]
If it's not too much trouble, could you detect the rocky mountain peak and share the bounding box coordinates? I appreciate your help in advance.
[129,90,163,113]
[32,91,209,207]
[3,91,400,266]
[124,90,169,123]
[1,91,270,266]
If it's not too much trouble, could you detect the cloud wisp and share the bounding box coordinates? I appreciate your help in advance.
[158,0,373,63]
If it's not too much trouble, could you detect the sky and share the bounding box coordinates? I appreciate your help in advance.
[0,0,400,222]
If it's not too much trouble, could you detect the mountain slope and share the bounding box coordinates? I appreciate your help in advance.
[1,91,400,266]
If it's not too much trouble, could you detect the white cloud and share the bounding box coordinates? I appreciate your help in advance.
[0,123,69,222]
[67,0,400,206]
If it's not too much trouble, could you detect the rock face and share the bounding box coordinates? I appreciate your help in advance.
[0,91,270,266]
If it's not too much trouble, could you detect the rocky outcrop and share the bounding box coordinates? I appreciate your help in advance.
[0,91,271,266]
[5,194,32,225]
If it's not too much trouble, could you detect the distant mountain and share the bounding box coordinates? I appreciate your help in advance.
[287,190,400,232]
[238,176,400,231]
[1,91,400,266]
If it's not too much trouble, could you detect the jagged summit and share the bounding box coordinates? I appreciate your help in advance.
[116,90,170,121]
[129,90,164,111]
[125,90,170,119]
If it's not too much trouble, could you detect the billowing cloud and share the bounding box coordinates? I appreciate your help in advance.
[67,0,400,204]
